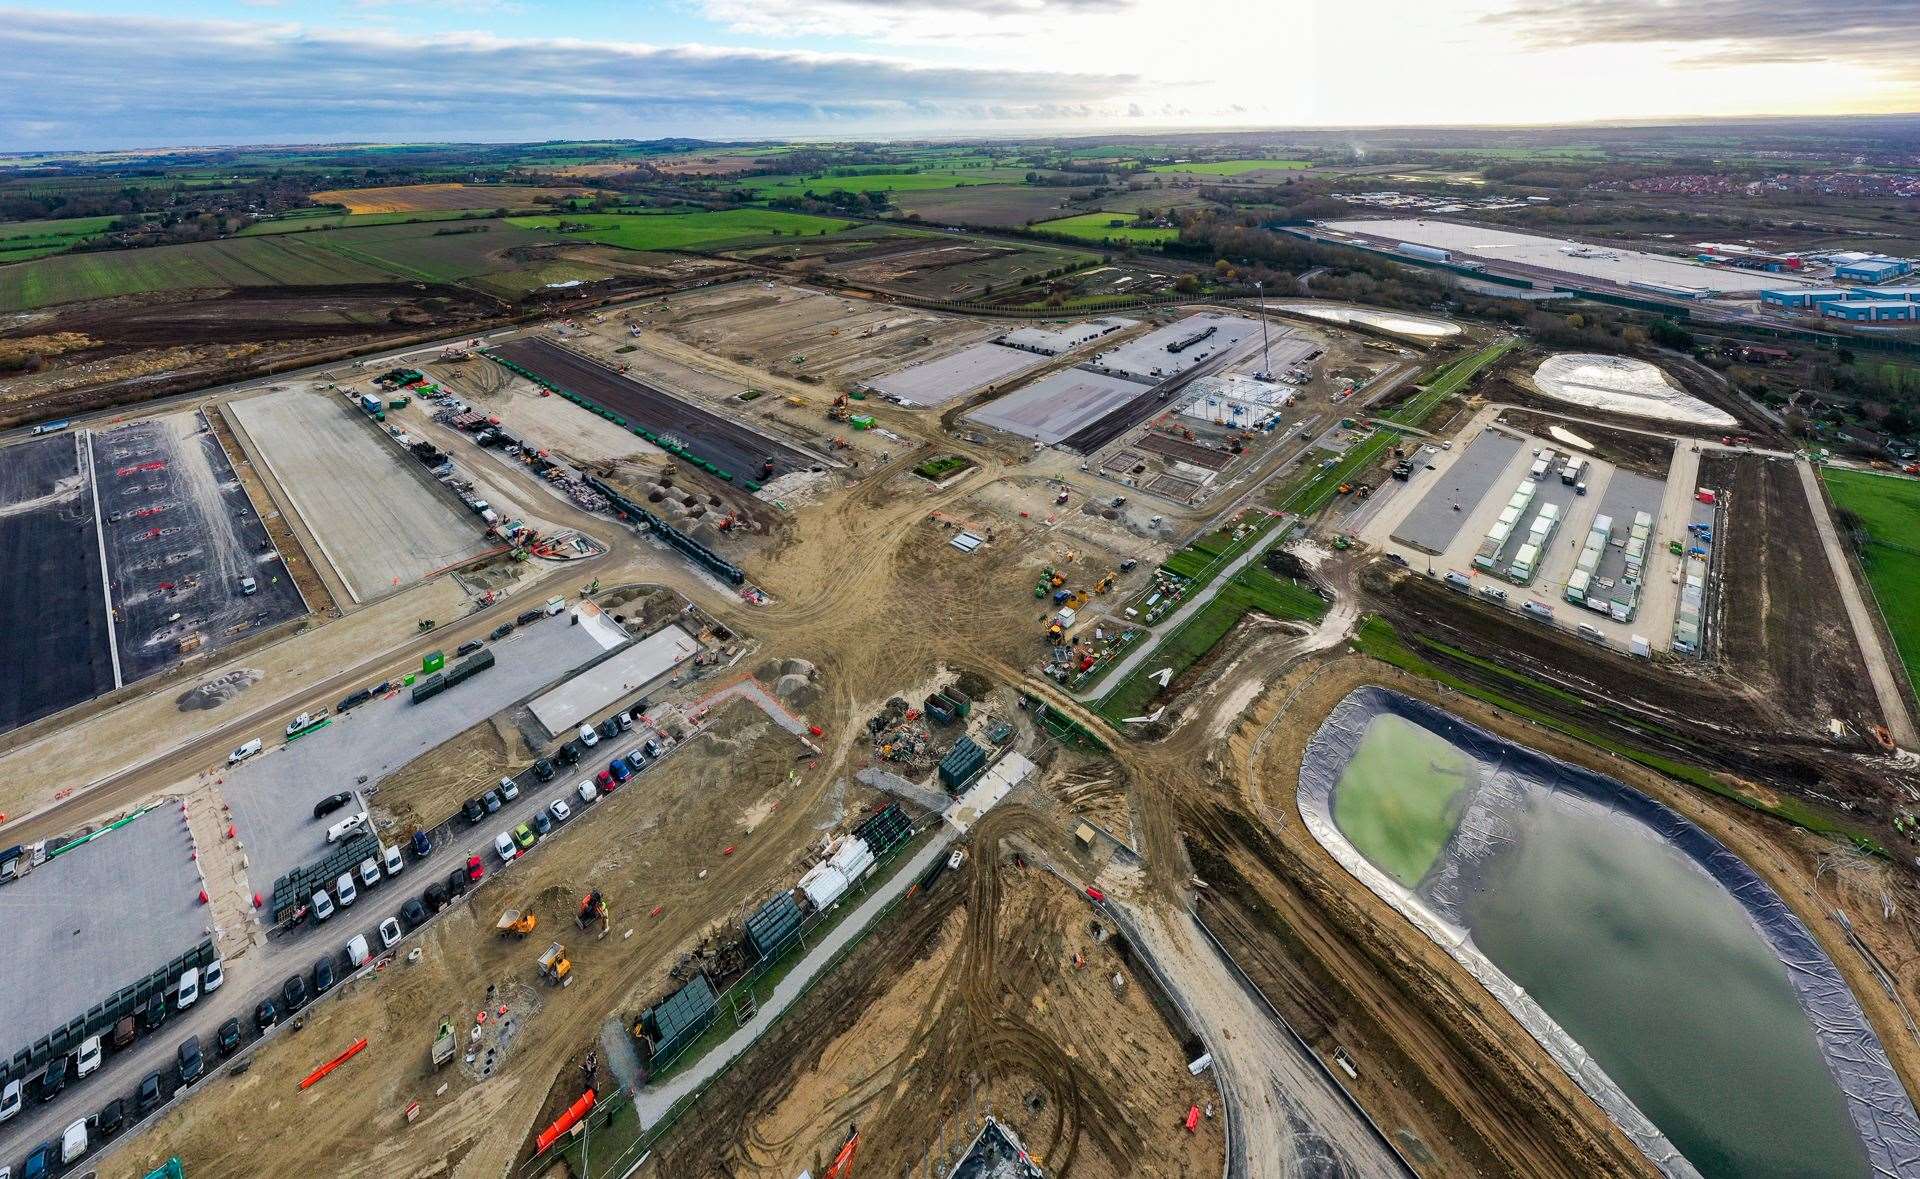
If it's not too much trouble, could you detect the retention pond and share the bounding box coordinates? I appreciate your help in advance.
[1299,687,1920,1178]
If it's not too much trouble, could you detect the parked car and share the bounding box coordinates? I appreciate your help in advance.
[335,872,357,907]
[176,967,199,1010]
[512,823,537,851]
[203,957,224,993]
[598,717,620,740]
[254,999,278,1032]
[378,918,403,949]
[550,798,571,824]
[0,1079,20,1124]
[465,855,485,882]
[401,898,428,930]
[489,622,515,640]
[311,887,335,922]
[143,992,166,1032]
[578,724,600,748]
[346,935,371,969]
[594,768,613,790]
[74,1035,101,1079]
[358,857,381,889]
[35,1056,65,1103]
[499,777,520,802]
[609,758,632,784]
[176,1037,203,1084]
[227,739,263,765]
[462,798,486,825]
[282,974,307,1012]
[577,781,599,805]
[312,956,337,995]
[557,740,583,766]
[514,608,542,626]
[312,792,353,819]
[216,1019,242,1056]
[530,810,551,837]
[22,1140,54,1179]
[411,829,433,859]
[456,640,484,657]
[615,710,634,732]
[493,832,517,863]
[59,1119,88,1166]
[425,881,451,912]
[483,789,503,814]
[383,844,405,877]
[137,1071,165,1113]
[532,757,556,782]
[95,1096,126,1137]
[112,1016,135,1050]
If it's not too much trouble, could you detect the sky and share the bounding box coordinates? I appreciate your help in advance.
[2,1,1918,150]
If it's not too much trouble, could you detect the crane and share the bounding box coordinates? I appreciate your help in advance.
[822,1124,859,1179]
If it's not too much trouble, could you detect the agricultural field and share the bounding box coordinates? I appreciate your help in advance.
[1822,468,1920,689]
[238,208,483,235]
[310,182,593,212]
[1148,159,1311,175]
[509,209,856,252]
[738,168,1031,199]
[885,184,1089,228]
[0,214,125,262]
[1031,210,1177,244]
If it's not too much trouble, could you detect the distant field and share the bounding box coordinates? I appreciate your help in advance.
[0,214,123,262]
[740,169,1030,199]
[312,183,591,213]
[1148,159,1311,175]
[239,208,481,235]
[1822,468,1920,689]
[887,184,1089,228]
[510,209,856,252]
[1031,211,1177,244]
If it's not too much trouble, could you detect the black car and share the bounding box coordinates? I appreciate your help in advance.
[313,791,353,819]
[255,998,278,1031]
[462,797,486,826]
[35,1054,67,1102]
[490,622,515,640]
[445,867,469,898]
[425,881,451,912]
[143,991,167,1031]
[532,757,556,782]
[482,789,502,813]
[530,810,552,837]
[556,740,583,766]
[95,1096,126,1137]
[598,717,620,740]
[515,608,543,626]
[216,1018,243,1055]
[456,639,484,657]
[177,1037,203,1084]
[137,1070,165,1114]
[282,974,307,1013]
[312,956,337,995]
[336,688,373,713]
[411,828,432,858]
[401,897,429,930]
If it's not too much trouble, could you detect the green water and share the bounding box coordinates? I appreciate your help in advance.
[1330,713,1472,888]
[1331,716,1868,1178]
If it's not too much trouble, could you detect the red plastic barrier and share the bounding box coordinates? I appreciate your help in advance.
[535,1088,597,1153]
[1184,1105,1201,1133]
[299,1038,368,1089]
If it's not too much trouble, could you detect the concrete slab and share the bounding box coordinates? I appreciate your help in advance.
[229,390,491,603]
[996,317,1136,355]
[527,623,698,738]
[0,808,206,1055]
[1390,428,1526,554]
[865,342,1047,407]
[967,369,1150,445]
[223,612,611,900]
[1089,313,1259,381]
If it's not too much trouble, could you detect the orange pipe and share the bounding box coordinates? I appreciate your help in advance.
[535,1088,597,1153]
[299,1038,368,1090]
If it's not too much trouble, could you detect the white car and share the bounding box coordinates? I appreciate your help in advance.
[204,958,225,992]
[358,857,381,889]
[311,888,335,921]
[578,724,600,748]
[335,872,358,907]
[378,918,402,950]
[346,934,370,968]
[74,1036,101,1079]
[577,781,599,805]
[494,832,518,863]
[499,776,520,801]
[549,799,571,823]
[382,844,404,877]
[176,967,200,1010]
[227,739,262,765]
[0,1077,20,1123]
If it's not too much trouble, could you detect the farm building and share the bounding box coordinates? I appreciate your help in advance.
[1822,300,1918,323]
[1760,288,1851,310]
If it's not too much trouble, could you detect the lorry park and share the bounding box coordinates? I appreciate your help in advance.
[2,242,1920,1179]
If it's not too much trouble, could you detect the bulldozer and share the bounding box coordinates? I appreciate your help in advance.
[497,909,537,938]
[537,942,573,987]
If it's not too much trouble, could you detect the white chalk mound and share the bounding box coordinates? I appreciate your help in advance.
[1533,354,1735,427]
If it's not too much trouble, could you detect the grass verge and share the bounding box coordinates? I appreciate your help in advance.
[1821,467,1920,691]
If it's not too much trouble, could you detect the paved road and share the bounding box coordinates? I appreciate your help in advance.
[1796,459,1919,747]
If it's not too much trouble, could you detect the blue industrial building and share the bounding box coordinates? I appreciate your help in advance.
[1761,288,1850,309]
[1834,258,1912,284]
[1822,300,1917,322]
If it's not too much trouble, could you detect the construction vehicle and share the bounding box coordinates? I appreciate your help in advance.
[1095,571,1116,593]
[785,395,809,408]
[828,393,852,422]
[497,909,537,938]
[431,1021,456,1069]
[537,942,573,987]
[823,1125,859,1179]
[577,890,609,938]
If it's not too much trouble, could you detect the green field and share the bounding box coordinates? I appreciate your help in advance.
[509,209,855,252]
[1031,211,1177,244]
[239,208,484,235]
[0,214,127,262]
[739,168,1030,199]
[1822,468,1920,689]
[1148,159,1311,175]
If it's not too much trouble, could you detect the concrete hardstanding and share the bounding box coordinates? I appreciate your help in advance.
[228,390,492,603]
[967,369,1152,446]
[865,342,1047,407]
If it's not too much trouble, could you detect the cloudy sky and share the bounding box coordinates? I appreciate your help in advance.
[3,1,1918,149]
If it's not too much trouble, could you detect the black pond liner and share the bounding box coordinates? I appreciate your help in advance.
[1296,685,1920,1178]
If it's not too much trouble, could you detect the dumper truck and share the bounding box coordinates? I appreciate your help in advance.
[432,1022,456,1068]
[497,909,536,938]
[538,942,573,986]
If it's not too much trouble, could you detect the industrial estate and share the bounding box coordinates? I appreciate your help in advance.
[3,118,1920,1179]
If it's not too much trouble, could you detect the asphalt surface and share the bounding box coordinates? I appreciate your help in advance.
[1389,428,1525,555]
[0,654,683,1174]
[493,336,816,480]
[0,433,116,735]
[96,413,305,681]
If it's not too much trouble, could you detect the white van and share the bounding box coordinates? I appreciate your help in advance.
[382,844,404,877]
[176,967,200,1010]
[325,811,368,844]
[1577,623,1607,644]
[228,739,263,765]
[346,934,371,968]
[60,1118,87,1165]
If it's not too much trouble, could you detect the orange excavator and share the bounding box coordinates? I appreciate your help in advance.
[823,1125,859,1178]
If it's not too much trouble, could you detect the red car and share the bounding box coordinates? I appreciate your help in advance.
[466,854,485,882]
[594,768,614,790]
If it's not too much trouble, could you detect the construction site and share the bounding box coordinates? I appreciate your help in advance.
[5,258,1920,1179]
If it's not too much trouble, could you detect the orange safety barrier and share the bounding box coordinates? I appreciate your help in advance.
[535,1088,597,1153]
[300,1038,368,1090]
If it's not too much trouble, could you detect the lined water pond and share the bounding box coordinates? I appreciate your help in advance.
[1323,709,1870,1178]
